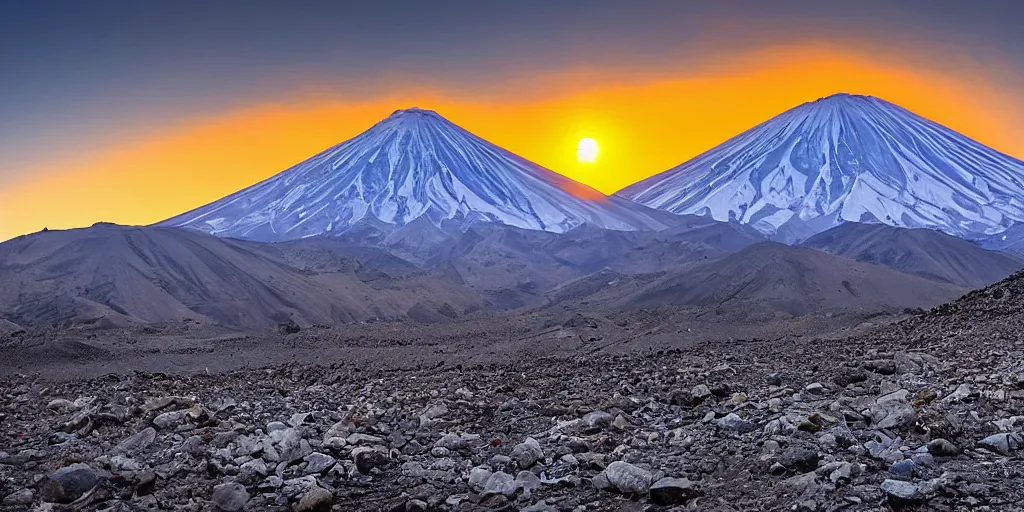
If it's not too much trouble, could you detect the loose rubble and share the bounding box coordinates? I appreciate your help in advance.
[2,274,1024,510]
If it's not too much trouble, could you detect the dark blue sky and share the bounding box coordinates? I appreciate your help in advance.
[2,0,1023,180]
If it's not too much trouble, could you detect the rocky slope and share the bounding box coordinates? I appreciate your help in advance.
[0,223,486,330]
[801,223,1023,288]
[623,243,969,317]
[1,273,1022,510]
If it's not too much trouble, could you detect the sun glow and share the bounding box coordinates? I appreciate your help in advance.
[576,137,599,163]
[3,45,1023,242]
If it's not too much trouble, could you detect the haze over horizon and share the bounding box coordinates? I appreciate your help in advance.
[2,0,1024,242]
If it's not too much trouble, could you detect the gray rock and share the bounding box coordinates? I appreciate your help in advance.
[181,435,206,456]
[209,395,237,413]
[402,440,426,455]
[583,410,614,428]
[866,433,902,461]
[483,471,517,497]
[383,429,404,447]
[424,403,449,420]
[429,457,457,471]
[303,452,336,474]
[889,459,916,478]
[47,399,75,411]
[828,462,860,484]
[433,432,480,450]
[603,460,652,494]
[289,412,312,427]
[345,433,384,445]
[521,501,557,512]
[258,475,283,492]
[714,413,757,433]
[212,431,239,448]
[468,466,492,492]
[17,448,45,460]
[294,487,333,512]
[40,463,98,503]
[114,427,157,455]
[691,384,712,400]
[490,453,514,468]
[591,471,616,491]
[805,382,826,394]
[943,384,972,402]
[270,428,311,462]
[779,445,820,473]
[479,494,510,509]
[510,437,544,469]
[977,433,1022,455]
[649,477,700,505]
[911,452,937,468]
[240,459,268,477]
[864,360,898,375]
[870,390,916,429]
[233,435,261,457]
[611,414,631,430]
[354,449,388,474]
[322,437,347,453]
[211,482,248,511]
[516,470,542,499]
[281,476,319,499]
[323,419,354,442]
[927,438,959,457]
[881,479,922,504]
[110,454,143,471]
[2,488,34,506]
[152,410,187,430]
[142,396,182,412]
[260,438,280,462]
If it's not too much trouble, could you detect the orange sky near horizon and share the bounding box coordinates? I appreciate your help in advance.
[1,45,1022,242]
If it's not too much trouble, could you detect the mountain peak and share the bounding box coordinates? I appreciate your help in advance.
[799,93,889,113]
[387,107,444,120]
[812,92,870,102]
[619,96,1024,243]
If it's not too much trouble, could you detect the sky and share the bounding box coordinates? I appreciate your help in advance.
[2,0,1024,241]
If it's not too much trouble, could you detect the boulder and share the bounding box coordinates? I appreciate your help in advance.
[649,477,700,505]
[211,482,248,512]
[40,464,98,504]
[114,427,157,455]
[510,437,544,469]
[294,487,332,512]
[602,461,652,494]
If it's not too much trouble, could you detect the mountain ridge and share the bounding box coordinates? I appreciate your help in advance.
[801,222,1023,288]
[617,93,1024,243]
[160,108,669,241]
[0,223,488,330]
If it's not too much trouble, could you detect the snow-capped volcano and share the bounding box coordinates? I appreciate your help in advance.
[617,93,1024,242]
[161,108,666,241]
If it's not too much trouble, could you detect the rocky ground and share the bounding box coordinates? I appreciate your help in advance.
[2,274,1024,511]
